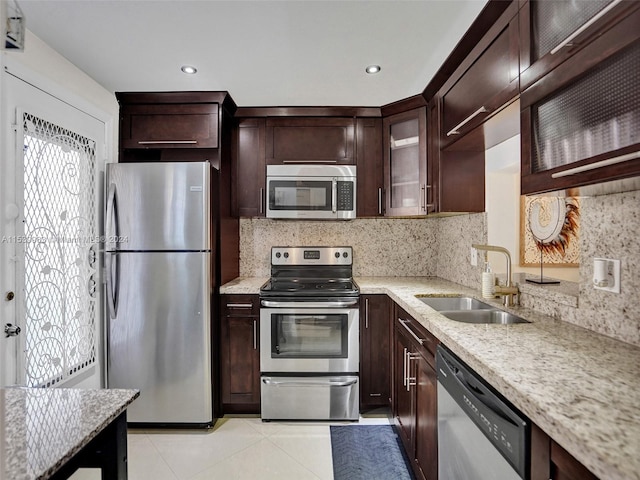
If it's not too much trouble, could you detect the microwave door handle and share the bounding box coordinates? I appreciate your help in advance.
[332,178,337,213]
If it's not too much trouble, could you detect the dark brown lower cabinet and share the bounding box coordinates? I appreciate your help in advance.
[414,351,438,480]
[360,295,391,410]
[530,423,599,480]
[393,305,438,480]
[220,294,260,414]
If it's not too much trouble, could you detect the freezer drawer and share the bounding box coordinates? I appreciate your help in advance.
[260,375,359,421]
[107,251,212,425]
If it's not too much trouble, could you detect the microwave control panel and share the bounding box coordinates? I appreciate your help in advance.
[337,181,354,211]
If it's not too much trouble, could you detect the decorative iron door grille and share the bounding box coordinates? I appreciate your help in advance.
[19,111,98,387]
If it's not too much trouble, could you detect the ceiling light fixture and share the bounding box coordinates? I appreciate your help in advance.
[181,65,197,74]
[365,65,381,74]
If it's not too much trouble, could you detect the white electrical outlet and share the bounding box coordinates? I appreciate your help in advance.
[593,258,621,293]
[470,247,478,267]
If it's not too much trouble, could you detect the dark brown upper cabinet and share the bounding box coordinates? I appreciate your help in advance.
[519,0,640,91]
[520,8,640,194]
[383,107,431,216]
[233,118,266,217]
[118,92,223,151]
[355,117,384,217]
[265,117,355,165]
[440,0,519,149]
[120,103,219,150]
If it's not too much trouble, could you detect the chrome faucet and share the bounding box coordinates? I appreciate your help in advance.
[472,244,519,307]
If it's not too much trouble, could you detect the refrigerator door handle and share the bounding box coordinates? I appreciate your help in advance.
[105,252,119,319]
[105,182,119,251]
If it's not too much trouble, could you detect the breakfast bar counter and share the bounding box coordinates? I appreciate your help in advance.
[1,387,139,480]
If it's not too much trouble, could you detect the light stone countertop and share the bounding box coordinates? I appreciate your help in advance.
[2,387,139,479]
[220,276,269,294]
[221,275,640,480]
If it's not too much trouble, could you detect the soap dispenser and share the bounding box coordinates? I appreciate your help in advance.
[482,262,495,299]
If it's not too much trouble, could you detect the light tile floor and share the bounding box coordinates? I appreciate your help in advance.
[70,412,391,480]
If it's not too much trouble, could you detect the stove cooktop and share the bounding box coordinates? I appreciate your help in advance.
[260,278,359,297]
[261,246,359,298]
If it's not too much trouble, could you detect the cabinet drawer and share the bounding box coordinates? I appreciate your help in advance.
[120,103,219,149]
[396,306,438,364]
[222,294,260,316]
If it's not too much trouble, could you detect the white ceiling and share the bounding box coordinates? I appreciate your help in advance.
[18,0,488,107]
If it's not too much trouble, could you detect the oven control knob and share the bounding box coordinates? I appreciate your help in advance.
[343,252,348,258]
[275,252,281,258]
[335,252,340,258]
[283,252,289,258]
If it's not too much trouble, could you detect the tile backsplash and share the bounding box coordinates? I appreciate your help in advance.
[239,217,439,277]
[239,189,639,346]
[566,189,639,346]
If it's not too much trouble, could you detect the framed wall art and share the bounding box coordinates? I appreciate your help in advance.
[520,196,580,268]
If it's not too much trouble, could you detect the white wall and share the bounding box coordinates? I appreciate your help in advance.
[1,30,118,388]
[485,135,580,282]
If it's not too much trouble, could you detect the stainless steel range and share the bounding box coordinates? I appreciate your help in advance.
[260,246,359,421]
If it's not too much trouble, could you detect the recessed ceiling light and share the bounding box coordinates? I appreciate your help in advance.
[181,65,197,74]
[365,65,381,74]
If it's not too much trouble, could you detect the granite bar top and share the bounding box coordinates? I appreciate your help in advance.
[221,275,640,480]
[1,387,139,480]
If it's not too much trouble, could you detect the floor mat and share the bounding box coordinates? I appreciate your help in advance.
[330,425,415,480]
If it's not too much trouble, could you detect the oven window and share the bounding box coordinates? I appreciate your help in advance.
[271,313,348,358]
[269,180,332,211]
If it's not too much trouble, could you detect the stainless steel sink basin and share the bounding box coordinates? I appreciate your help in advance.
[416,296,493,311]
[439,310,530,325]
[416,295,529,324]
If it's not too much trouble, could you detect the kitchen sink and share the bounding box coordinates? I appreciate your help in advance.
[416,296,493,311]
[438,309,529,325]
[416,295,529,325]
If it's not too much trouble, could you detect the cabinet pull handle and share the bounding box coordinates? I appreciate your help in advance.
[137,140,198,145]
[282,160,338,164]
[406,353,418,391]
[226,303,253,308]
[259,187,264,214]
[253,319,257,350]
[446,106,489,136]
[378,188,383,215]
[421,185,432,211]
[399,318,428,346]
[402,347,408,387]
[550,0,623,55]
[365,298,369,329]
[551,151,640,178]
[369,393,382,397]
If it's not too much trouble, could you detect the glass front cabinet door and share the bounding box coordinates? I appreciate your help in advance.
[383,108,431,216]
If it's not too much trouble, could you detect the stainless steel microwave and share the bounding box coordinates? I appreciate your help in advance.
[266,164,356,220]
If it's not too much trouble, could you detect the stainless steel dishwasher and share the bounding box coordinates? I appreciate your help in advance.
[437,345,529,480]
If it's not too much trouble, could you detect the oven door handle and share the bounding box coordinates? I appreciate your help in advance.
[262,378,358,387]
[260,299,359,308]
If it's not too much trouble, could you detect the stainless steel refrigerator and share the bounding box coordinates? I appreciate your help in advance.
[105,161,214,427]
